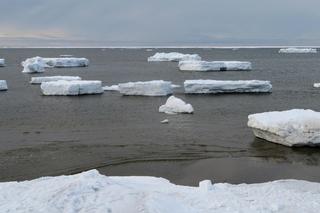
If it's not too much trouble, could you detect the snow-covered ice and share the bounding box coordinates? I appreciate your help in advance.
[21,56,47,73]
[148,52,201,62]
[313,83,320,88]
[184,80,272,94]
[1,169,320,213]
[159,96,194,114]
[0,59,5,67]
[119,80,173,96]
[43,57,89,67]
[103,85,120,91]
[41,80,103,96]
[161,119,169,124]
[0,80,8,91]
[30,76,82,84]
[279,48,317,53]
[179,60,252,71]
[248,109,320,147]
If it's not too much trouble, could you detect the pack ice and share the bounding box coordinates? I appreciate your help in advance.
[1,169,320,213]
[148,52,201,62]
[22,56,47,73]
[179,60,252,71]
[184,80,272,94]
[119,80,174,96]
[41,80,103,96]
[0,80,8,91]
[248,109,320,147]
[0,59,5,67]
[30,76,82,84]
[159,96,194,114]
[279,48,317,53]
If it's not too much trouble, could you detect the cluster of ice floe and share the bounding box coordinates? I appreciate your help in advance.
[179,60,252,71]
[159,96,194,114]
[148,52,201,62]
[30,76,82,84]
[0,59,5,67]
[1,169,320,213]
[279,48,317,53]
[0,80,8,91]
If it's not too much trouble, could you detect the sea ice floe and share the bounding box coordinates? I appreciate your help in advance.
[313,83,320,88]
[184,80,272,94]
[22,56,47,73]
[159,96,194,114]
[41,80,103,96]
[1,169,320,213]
[248,109,320,147]
[279,48,317,53]
[0,80,8,91]
[102,85,120,91]
[148,52,201,62]
[118,80,174,96]
[30,76,82,84]
[0,59,5,67]
[179,60,252,71]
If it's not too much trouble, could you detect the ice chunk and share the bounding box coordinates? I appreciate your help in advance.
[59,54,74,58]
[199,180,214,192]
[21,56,47,73]
[161,119,169,124]
[0,80,8,91]
[159,96,194,114]
[119,80,173,96]
[184,80,272,94]
[43,57,89,67]
[30,76,81,84]
[248,109,320,147]
[0,59,5,67]
[41,80,103,96]
[313,83,320,88]
[179,60,252,71]
[279,48,317,53]
[103,85,120,91]
[148,52,201,62]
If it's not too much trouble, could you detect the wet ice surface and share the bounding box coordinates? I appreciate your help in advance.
[1,48,320,185]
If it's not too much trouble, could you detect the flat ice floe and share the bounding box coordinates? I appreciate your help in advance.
[119,80,174,96]
[41,80,103,96]
[22,56,47,73]
[148,52,201,62]
[279,48,317,53]
[0,59,5,67]
[248,109,320,147]
[184,80,272,94]
[43,57,89,67]
[30,76,82,84]
[0,80,8,90]
[1,169,320,213]
[159,96,194,114]
[179,60,252,71]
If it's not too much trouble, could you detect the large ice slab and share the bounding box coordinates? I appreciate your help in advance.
[184,80,272,94]
[279,48,317,53]
[119,80,173,96]
[0,80,8,91]
[30,76,81,84]
[1,169,320,213]
[248,109,320,147]
[43,57,89,67]
[0,59,5,67]
[22,56,47,73]
[179,60,252,71]
[148,52,201,62]
[159,96,194,114]
[41,80,103,96]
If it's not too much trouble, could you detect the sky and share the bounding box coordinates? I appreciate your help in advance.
[1,0,320,47]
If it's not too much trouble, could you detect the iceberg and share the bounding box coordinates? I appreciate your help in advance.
[179,60,252,71]
[119,80,173,96]
[1,169,320,213]
[0,59,5,67]
[41,80,103,96]
[21,56,47,73]
[184,80,272,94]
[43,57,89,67]
[248,109,320,147]
[279,48,317,53]
[159,96,194,114]
[0,80,8,91]
[30,76,81,84]
[148,52,201,62]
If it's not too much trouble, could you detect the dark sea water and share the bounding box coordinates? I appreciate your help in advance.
[1,48,320,185]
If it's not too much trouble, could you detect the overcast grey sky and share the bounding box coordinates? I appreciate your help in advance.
[1,0,320,46]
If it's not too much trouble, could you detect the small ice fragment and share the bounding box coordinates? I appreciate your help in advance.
[159,96,194,114]
[119,80,173,96]
[313,83,320,88]
[0,80,8,90]
[0,59,5,67]
[161,119,169,124]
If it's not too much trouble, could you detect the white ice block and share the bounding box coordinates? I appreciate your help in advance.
[248,109,320,147]
[184,80,272,94]
[21,56,47,73]
[159,96,194,114]
[0,80,8,91]
[43,58,89,67]
[0,59,5,67]
[279,48,317,53]
[179,60,252,71]
[102,85,120,91]
[30,76,82,84]
[119,80,173,96]
[148,52,201,62]
[41,80,103,96]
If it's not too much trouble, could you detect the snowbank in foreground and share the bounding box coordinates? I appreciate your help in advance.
[119,80,173,96]
[279,48,317,53]
[159,96,194,114]
[22,57,47,73]
[30,76,81,84]
[0,59,5,67]
[184,80,272,94]
[1,169,320,213]
[41,80,103,95]
[248,109,320,147]
[179,61,252,71]
[148,52,201,62]
[0,80,8,90]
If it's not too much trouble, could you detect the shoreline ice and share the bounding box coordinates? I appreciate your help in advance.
[179,60,252,71]
[148,52,201,62]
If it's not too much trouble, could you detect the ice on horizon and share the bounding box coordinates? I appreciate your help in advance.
[279,48,317,53]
